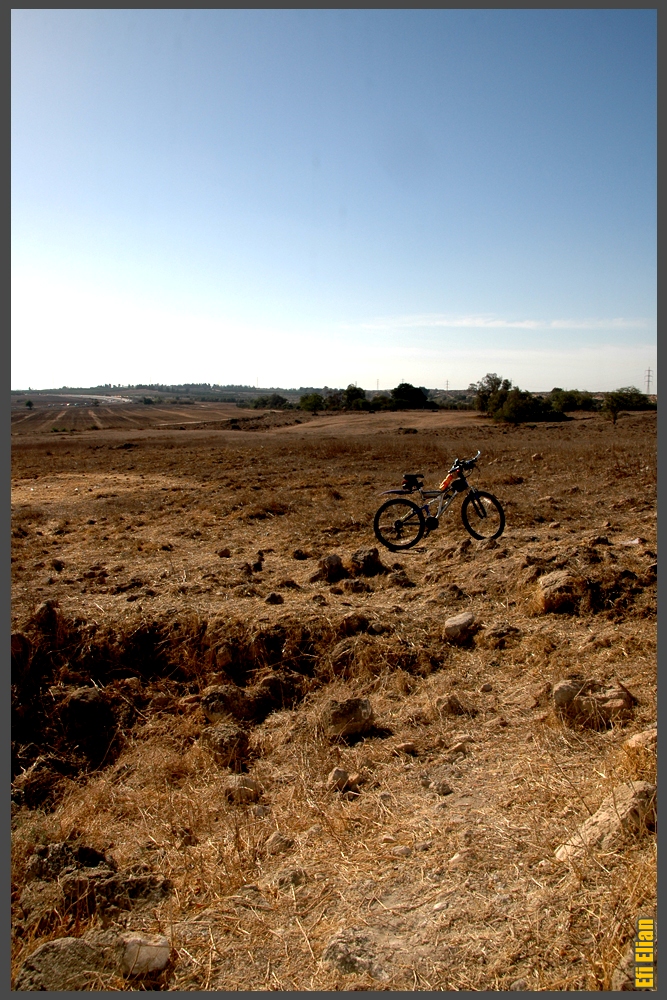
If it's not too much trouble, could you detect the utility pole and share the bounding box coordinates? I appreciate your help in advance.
[644,368,653,395]
[376,379,379,391]
[445,379,449,392]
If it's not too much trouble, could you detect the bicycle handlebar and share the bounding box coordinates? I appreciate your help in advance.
[449,450,481,473]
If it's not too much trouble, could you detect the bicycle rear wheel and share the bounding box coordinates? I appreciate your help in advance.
[461,490,505,540]
[373,498,425,550]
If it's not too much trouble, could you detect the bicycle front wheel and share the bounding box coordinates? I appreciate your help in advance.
[461,490,505,540]
[373,498,425,550]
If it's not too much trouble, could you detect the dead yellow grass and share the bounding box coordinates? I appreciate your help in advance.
[11,409,656,989]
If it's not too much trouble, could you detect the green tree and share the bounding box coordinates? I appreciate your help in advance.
[25,400,33,409]
[390,383,432,409]
[323,390,344,410]
[343,384,367,408]
[370,394,394,410]
[549,388,597,413]
[469,373,568,423]
[299,393,324,413]
[469,374,512,413]
[252,393,290,410]
[601,387,652,425]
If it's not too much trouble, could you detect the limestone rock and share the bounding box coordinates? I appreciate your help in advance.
[327,766,350,791]
[223,774,263,804]
[536,570,586,613]
[387,569,415,588]
[350,547,387,577]
[435,693,467,716]
[553,679,584,708]
[115,933,171,976]
[555,781,656,861]
[18,880,65,928]
[443,612,476,643]
[338,612,369,636]
[553,678,637,728]
[82,929,171,977]
[624,727,657,750]
[199,721,249,769]
[13,937,110,991]
[310,554,348,583]
[58,867,170,915]
[324,697,374,737]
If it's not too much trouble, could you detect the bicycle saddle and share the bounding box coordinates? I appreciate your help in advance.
[401,472,424,491]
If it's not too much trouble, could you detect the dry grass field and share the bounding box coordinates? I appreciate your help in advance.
[11,403,656,990]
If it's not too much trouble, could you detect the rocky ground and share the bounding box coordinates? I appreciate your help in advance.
[11,407,656,990]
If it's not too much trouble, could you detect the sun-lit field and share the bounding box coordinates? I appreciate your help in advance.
[11,405,656,990]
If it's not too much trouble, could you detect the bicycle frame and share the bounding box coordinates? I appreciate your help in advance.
[419,487,460,519]
[378,480,481,525]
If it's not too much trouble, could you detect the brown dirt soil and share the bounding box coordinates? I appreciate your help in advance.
[11,407,656,990]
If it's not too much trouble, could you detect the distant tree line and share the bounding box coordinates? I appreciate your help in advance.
[239,383,444,413]
[16,380,655,423]
[469,374,656,425]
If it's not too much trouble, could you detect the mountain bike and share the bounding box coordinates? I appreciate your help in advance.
[373,451,505,551]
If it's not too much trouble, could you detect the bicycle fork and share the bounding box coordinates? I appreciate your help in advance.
[467,489,488,519]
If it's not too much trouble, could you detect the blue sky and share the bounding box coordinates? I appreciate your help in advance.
[12,9,656,392]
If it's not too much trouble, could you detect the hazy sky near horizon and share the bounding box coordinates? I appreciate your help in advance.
[12,9,656,392]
